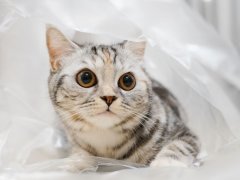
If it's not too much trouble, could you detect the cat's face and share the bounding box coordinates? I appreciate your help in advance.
[47,27,151,129]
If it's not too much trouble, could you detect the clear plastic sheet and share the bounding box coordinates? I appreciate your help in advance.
[0,0,240,179]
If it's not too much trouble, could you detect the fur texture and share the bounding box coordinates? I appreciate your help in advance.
[46,27,200,168]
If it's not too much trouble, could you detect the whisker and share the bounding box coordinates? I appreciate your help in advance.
[120,108,148,131]
[121,104,154,122]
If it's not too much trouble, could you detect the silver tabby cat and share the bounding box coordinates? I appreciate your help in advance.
[46,27,200,169]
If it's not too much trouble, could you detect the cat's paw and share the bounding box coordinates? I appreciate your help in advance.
[150,157,187,168]
[61,155,98,173]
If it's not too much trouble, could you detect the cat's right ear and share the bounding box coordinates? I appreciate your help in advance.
[123,40,146,59]
[46,25,77,71]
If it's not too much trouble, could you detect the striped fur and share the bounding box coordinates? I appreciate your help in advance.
[46,27,200,169]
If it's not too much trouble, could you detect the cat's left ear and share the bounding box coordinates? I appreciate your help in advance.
[124,41,146,59]
[46,26,77,71]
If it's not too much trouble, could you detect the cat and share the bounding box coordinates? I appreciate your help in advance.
[46,26,200,170]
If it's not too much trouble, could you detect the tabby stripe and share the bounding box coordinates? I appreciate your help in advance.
[181,139,199,156]
[53,75,67,103]
[185,146,195,155]
[98,47,106,64]
[176,128,196,138]
[121,118,159,159]
[113,112,152,150]
[156,104,169,145]
[91,46,97,55]
[151,79,181,118]
[85,144,98,156]
[110,47,117,64]
[118,119,145,159]
[165,153,180,160]
[72,138,98,156]
[146,145,161,165]
[169,144,188,156]
[114,115,135,128]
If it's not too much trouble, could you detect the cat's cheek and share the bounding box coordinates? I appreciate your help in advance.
[109,100,125,116]
[87,98,108,115]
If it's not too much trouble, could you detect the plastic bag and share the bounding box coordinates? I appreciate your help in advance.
[0,0,240,175]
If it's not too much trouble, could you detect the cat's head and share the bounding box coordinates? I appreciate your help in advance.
[46,27,152,129]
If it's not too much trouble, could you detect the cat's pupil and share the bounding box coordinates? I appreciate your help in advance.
[81,72,92,84]
[123,75,133,87]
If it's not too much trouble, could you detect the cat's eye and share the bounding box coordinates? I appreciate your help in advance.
[76,69,97,88]
[118,72,136,91]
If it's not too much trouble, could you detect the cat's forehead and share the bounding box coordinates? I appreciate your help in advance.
[78,43,135,69]
[90,45,118,64]
[61,42,141,77]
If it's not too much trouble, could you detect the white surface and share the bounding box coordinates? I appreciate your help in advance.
[2,141,240,180]
[0,0,240,179]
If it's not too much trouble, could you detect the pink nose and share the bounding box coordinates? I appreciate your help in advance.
[101,96,117,106]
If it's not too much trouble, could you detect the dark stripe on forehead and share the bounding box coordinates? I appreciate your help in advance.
[111,47,117,53]
[95,46,106,64]
[73,42,120,65]
[91,46,97,55]
[100,46,105,54]
[110,47,117,64]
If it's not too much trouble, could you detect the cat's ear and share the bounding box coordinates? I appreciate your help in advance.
[46,26,77,71]
[124,41,146,58]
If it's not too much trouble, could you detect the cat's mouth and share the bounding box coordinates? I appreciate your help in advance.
[97,110,116,116]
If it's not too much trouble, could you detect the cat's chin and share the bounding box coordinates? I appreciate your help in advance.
[88,111,122,129]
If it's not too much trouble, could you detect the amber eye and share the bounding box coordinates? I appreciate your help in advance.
[118,72,136,91]
[76,69,97,88]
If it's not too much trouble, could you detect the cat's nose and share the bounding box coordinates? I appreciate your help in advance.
[101,96,117,106]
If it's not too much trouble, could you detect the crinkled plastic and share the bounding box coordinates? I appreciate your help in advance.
[0,0,240,179]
